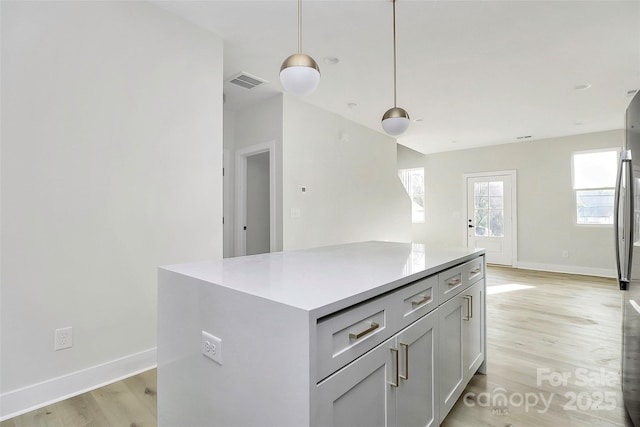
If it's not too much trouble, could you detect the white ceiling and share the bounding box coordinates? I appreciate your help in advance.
[155,0,640,154]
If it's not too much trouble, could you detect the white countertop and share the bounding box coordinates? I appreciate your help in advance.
[161,241,484,317]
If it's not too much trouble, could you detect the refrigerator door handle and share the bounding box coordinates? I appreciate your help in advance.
[615,149,633,290]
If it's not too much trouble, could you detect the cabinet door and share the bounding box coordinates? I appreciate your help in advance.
[396,310,439,427]
[316,337,397,427]
[462,280,485,382]
[438,294,465,422]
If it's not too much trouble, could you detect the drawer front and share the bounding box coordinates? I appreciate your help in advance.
[464,256,484,285]
[316,294,395,381]
[438,264,466,302]
[396,275,439,330]
[439,256,484,303]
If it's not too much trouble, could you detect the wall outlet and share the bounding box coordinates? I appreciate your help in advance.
[55,327,73,351]
[201,331,222,365]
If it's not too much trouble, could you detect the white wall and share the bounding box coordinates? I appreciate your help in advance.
[282,96,411,250]
[398,130,623,276]
[1,1,223,418]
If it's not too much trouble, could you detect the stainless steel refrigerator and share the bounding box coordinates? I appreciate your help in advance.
[615,89,640,426]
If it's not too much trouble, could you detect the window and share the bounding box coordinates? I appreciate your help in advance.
[398,168,425,223]
[473,180,504,237]
[572,149,618,225]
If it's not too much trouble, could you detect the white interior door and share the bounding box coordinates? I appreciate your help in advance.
[235,141,276,257]
[246,152,270,255]
[465,172,517,266]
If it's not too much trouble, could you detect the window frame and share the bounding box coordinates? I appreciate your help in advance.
[398,167,425,224]
[571,148,619,227]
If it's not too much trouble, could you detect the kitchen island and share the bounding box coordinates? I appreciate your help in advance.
[158,241,486,426]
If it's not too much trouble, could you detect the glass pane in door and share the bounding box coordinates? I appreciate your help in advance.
[474,180,504,237]
[490,210,504,237]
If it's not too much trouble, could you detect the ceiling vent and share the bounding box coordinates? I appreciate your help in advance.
[227,72,267,89]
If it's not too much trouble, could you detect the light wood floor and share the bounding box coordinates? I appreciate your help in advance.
[443,266,634,427]
[1,267,634,426]
[0,370,158,427]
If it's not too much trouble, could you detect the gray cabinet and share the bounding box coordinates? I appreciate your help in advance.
[463,280,485,382]
[316,337,396,427]
[396,311,439,427]
[158,242,486,427]
[317,310,438,427]
[438,294,465,422]
[438,272,486,422]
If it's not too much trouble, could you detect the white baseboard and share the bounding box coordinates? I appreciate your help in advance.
[513,261,616,279]
[0,347,157,422]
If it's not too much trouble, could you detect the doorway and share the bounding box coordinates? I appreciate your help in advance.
[464,171,517,266]
[235,141,276,256]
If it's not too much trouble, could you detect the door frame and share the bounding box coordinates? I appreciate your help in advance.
[235,141,276,256]
[463,170,518,267]
[223,148,233,258]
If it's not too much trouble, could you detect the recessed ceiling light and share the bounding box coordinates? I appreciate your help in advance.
[323,57,339,65]
[574,84,592,91]
[347,102,357,109]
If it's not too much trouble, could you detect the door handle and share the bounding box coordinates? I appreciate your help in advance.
[349,322,379,340]
[399,342,409,380]
[389,348,399,388]
[411,294,431,307]
[615,149,634,290]
[463,295,472,321]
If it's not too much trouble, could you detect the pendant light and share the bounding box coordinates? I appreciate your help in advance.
[381,0,410,136]
[280,0,320,96]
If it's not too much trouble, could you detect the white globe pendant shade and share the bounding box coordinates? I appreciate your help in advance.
[381,106,410,136]
[280,53,321,96]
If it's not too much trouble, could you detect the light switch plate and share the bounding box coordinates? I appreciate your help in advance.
[201,331,222,365]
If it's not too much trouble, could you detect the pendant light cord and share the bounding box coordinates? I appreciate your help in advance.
[392,0,398,107]
[298,0,302,53]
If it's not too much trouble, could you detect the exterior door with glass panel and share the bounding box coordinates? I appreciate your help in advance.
[466,173,515,266]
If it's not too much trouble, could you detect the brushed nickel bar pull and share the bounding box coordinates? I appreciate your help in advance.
[470,267,481,274]
[349,322,380,340]
[463,295,472,321]
[448,278,462,287]
[411,295,431,307]
[390,348,399,388]
[399,342,409,380]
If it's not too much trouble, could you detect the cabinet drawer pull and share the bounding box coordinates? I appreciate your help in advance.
[390,348,399,388]
[399,342,409,380]
[463,295,473,321]
[447,278,462,287]
[411,295,432,307]
[470,267,481,275]
[349,322,380,340]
